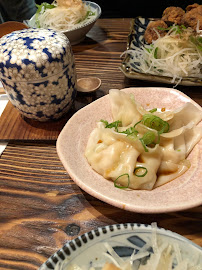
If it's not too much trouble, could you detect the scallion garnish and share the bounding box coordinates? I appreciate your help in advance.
[76,10,96,24]
[154,47,158,59]
[134,166,148,177]
[157,25,186,34]
[35,2,56,28]
[114,173,130,189]
[120,126,138,137]
[190,36,202,52]
[100,119,122,132]
[139,131,156,152]
[149,108,157,113]
[139,138,148,152]
[134,120,142,129]
[142,114,169,134]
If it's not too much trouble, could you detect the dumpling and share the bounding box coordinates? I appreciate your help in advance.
[85,89,202,190]
[154,160,189,188]
[109,89,175,125]
[85,122,162,190]
[169,102,202,129]
[109,89,143,126]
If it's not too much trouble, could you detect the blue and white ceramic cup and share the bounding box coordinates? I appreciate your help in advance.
[0,28,77,121]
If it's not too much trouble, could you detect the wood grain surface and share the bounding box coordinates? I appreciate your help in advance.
[0,19,201,270]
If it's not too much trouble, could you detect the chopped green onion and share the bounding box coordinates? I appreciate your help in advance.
[141,131,156,145]
[149,108,157,113]
[114,173,130,189]
[100,119,122,132]
[35,2,56,28]
[190,36,202,51]
[120,126,138,137]
[142,114,169,134]
[139,138,148,152]
[154,47,158,59]
[134,166,148,177]
[157,25,186,33]
[100,119,108,126]
[76,10,96,24]
[133,120,142,129]
[139,131,156,152]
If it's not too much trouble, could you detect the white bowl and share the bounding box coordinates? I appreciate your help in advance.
[25,1,101,45]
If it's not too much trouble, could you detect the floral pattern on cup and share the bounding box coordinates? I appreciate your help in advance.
[0,28,77,121]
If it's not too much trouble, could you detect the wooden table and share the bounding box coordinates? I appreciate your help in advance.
[0,19,201,270]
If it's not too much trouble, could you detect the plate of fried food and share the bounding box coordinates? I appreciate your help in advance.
[121,3,202,86]
[57,87,202,214]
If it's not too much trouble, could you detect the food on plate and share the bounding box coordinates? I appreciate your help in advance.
[162,6,185,25]
[62,223,201,270]
[182,5,202,30]
[144,20,168,44]
[186,3,200,11]
[123,4,202,84]
[85,89,202,190]
[29,0,97,31]
[123,23,202,84]
[145,3,202,44]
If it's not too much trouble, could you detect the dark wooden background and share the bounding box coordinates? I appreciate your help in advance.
[35,0,202,18]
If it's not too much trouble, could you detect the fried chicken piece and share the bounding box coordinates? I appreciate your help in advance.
[162,6,185,25]
[186,3,199,12]
[182,5,202,30]
[144,20,168,44]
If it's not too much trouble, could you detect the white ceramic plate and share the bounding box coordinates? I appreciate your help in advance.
[39,223,202,270]
[56,87,202,213]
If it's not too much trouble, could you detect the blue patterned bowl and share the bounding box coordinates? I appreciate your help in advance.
[39,223,202,270]
[121,17,202,86]
[0,28,77,121]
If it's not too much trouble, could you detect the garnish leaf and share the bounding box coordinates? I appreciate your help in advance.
[100,119,122,132]
[76,10,96,24]
[35,2,56,28]
[134,167,148,177]
[120,126,138,137]
[114,173,130,189]
[149,108,157,113]
[142,114,169,134]
[139,131,156,152]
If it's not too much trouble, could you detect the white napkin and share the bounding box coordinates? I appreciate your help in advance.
[0,82,8,156]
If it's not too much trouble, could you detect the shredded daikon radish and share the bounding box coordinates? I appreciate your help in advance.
[32,0,97,31]
[121,25,202,85]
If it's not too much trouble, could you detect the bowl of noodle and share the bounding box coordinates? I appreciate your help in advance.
[25,0,101,45]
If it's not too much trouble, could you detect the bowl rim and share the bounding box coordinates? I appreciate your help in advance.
[39,223,202,270]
